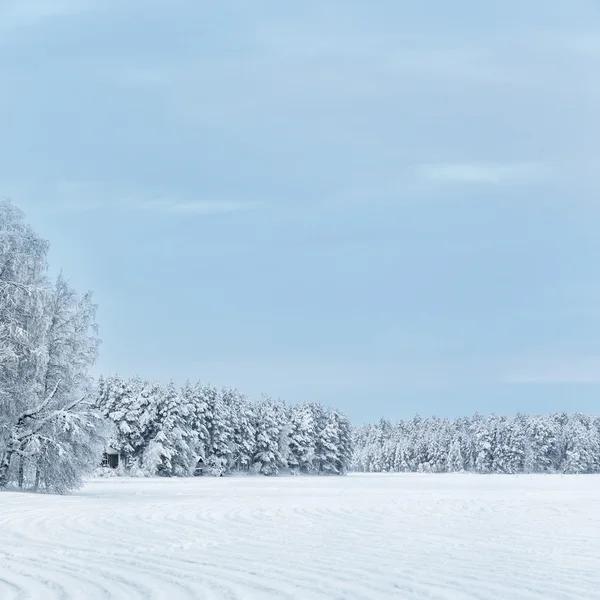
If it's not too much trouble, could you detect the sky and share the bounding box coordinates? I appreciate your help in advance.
[1,1,599,423]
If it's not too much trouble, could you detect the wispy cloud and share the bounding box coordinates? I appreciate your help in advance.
[61,197,261,216]
[0,0,95,32]
[44,182,263,216]
[0,179,263,217]
[122,198,262,215]
[503,355,600,384]
[545,31,600,58]
[418,161,547,186]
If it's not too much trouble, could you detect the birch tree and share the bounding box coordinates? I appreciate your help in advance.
[0,199,107,492]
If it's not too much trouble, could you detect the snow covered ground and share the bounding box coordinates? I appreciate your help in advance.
[1,474,599,599]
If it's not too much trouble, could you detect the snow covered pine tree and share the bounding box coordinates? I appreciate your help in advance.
[0,199,107,493]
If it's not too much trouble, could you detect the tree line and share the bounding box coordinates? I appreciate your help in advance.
[96,377,353,477]
[353,413,600,474]
[3,198,600,493]
[0,198,351,492]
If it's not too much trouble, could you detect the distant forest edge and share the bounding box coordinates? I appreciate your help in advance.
[353,413,600,475]
[97,376,600,478]
[95,376,353,477]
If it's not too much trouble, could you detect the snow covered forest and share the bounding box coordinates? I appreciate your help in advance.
[96,376,353,477]
[3,198,600,495]
[353,413,600,474]
[0,199,352,493]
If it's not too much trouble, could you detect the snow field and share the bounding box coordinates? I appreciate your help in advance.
[1,474,600,599]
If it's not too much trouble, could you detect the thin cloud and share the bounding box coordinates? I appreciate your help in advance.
[47,180,261,215]
[545,31,600,58]
[6,181,263,216]
[503,355,600,385]
[419,162,547,186]
[0,0,95,31]
[123,198,262,215]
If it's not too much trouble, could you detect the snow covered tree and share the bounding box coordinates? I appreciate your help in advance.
[0,200,49,485]
[472,415,495,474]
[253,395,286,475]
[288,402,320,473]
[143,381,199,477]
[0,206,108,493]
[317,411,342,474]
[23,275,106,492]
[95,376,165,473]
[447,437,464,472]
[333,410,353,474]
[181,380,210,464]
[491,416,526,474]
[97,376,142,463]
[312,405,352,475]
[525,415,560,473]
[192,383,211,461]
[222,387,256,471]
[427,417,450,473]
[201,385,233,476]
[562,414,600,474]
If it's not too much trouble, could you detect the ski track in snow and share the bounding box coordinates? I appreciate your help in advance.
[1,474,600,599]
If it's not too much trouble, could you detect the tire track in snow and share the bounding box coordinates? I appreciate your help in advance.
[1,474,600,599]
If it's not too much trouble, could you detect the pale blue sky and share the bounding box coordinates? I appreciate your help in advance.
[2,1,599,422]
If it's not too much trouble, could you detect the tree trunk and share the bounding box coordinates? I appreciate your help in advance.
[0,450,14,487]
[18,457,25,489]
